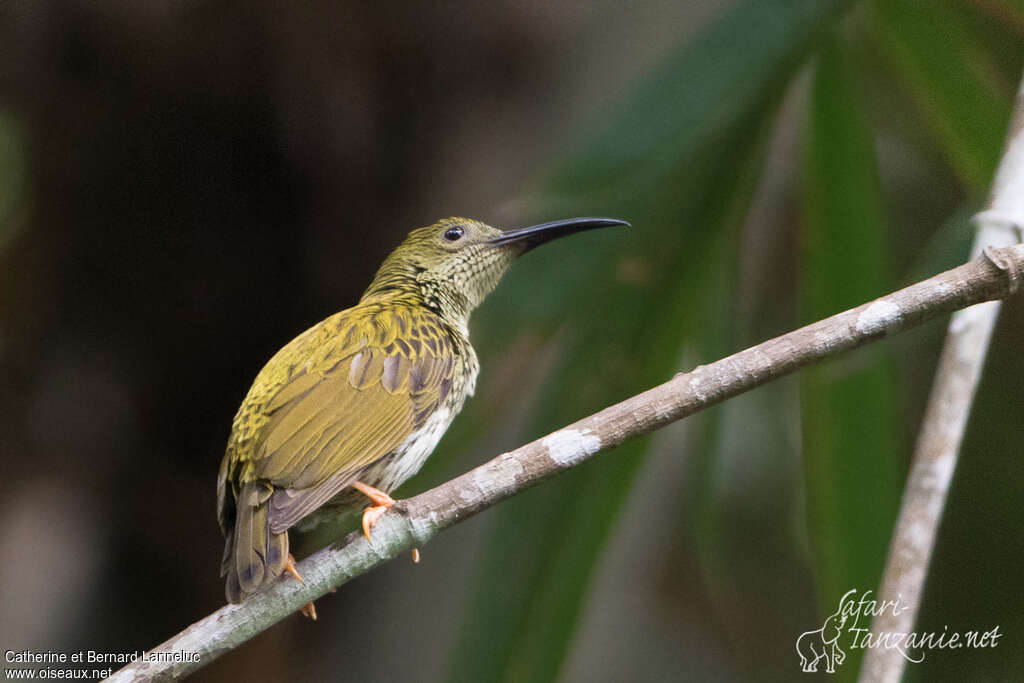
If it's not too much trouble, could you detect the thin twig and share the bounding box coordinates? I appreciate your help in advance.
[106,243,1024,682]
[859,78,1024,683]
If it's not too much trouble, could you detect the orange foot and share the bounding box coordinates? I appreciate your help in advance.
[284,554,317,621]
[351,481,395,541]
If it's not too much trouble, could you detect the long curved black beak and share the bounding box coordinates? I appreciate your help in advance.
[490,217,630,252]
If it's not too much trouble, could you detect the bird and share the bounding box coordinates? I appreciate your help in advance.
[217,216,628,614]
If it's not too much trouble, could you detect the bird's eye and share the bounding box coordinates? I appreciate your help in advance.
[443,226,465,242]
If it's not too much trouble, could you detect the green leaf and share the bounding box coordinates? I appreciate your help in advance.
[800,31,903,665]
[870,0,1012,196]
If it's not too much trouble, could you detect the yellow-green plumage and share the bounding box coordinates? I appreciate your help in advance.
[217,216,627,603]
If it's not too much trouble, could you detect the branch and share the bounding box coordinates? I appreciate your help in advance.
[106,244,1024,682]
[859,79,1024,683]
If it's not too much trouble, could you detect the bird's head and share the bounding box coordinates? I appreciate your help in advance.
[361,216,628,328]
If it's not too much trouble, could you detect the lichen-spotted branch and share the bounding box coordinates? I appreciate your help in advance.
[106,243,1023,682]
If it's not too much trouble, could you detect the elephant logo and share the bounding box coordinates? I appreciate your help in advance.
[796,608,848,673]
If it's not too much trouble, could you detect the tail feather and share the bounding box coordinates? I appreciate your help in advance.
[222,482,289,603]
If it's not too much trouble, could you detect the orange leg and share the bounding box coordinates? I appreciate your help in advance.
[351,481,396,541]
[285,554,317,620]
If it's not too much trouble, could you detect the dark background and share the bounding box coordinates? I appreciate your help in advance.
[1,1,1022,681]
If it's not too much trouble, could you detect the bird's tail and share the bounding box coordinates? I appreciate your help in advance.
[222,482,289,604]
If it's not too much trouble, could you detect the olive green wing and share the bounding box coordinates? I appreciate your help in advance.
[230,306,457,534]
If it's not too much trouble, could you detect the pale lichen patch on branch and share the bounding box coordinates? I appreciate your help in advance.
[687,374,707,401]
[543,429,602,467]
[854,299,902,335]
[473,452,525,495]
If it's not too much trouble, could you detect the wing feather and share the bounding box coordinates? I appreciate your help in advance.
[225,304,459,534]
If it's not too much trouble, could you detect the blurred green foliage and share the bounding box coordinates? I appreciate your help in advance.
[801,33,901,679]
[798,29,897,610]
[448,2,854,681]
[871,0,1011,195]
[422,1,1022,681]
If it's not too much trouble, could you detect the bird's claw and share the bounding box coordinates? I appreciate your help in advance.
[361,504,391,541]
[283,554,317,620]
